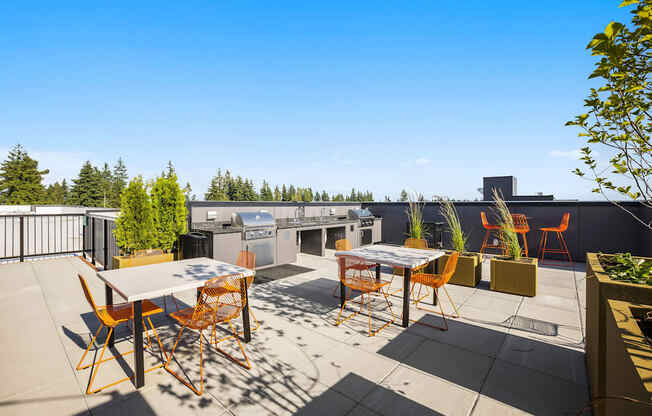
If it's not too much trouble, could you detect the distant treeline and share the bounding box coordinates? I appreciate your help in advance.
[204,169,373,202]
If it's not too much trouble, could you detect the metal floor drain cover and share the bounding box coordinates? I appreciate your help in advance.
[504,315,558,336]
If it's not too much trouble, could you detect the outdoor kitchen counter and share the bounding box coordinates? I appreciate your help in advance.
[191,222,242,234]
[275,217,358,229]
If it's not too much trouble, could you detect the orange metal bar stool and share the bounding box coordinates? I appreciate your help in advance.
[537,213,572,265]
[480,212,505,254]
[510,214,530,257]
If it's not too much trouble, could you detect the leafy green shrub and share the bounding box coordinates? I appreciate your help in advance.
[440,200,467,253]
[151,173,188,252]
[599,252,652,286]
[113,176,156,254]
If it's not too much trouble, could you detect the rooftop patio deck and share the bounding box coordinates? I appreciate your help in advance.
[0,253,588,415]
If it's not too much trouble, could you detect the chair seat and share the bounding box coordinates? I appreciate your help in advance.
[170,303,242,330]
[411,272,445,289]
[341,277,390,293]
[97,300,163,327]
[540,226,563,232]
[346,263,376,272]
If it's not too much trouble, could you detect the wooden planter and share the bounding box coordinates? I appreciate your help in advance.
[585,252,652,404]
[599,299,652,415]
[437,252,482,287]
[490,257,537,297]
[112,249,174,269]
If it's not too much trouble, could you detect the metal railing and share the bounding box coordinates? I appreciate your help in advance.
[0,214,86,262]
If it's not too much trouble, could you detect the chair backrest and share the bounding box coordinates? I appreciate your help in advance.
[236,250,256,269]
[559,213,570,232]
[235,251,255,286]
[77,273,103,323]
[404,238,428,249]
[511,214,530,231]
[78,256,98,272]
[335,239,352,251]
[338,255,373,281]
[196,274,246,322]
[439,251,460,285]
[480,211,491,228]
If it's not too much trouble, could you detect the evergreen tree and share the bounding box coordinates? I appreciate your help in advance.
[46,181,67,204]
[288,185,296,201]
[273,185,282,201]
[99,163,113,207]
[321,191,329,201]
[0,144,49,204]
[70,161,103,207]
[333,193,345,201]
[151,173,188,252]
[113,176,156,253]
[61,179,70,204]
[384,195,391,202]
[348,188,356,202]
[182,182,192,200]
[314,191,321,202]
[260,180,274,201]
[163,160,175,178]
[281,184,288,201]
[205,169,229,201]
[111,158,128,208]
[399,189,409,202]
[302,187,313,202]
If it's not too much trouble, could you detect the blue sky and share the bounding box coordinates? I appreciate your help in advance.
[0,1,633,200]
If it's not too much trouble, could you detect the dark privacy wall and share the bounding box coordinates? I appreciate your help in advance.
[362,201,652,261]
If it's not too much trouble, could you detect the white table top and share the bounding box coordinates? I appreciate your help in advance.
[334,244,445,269]
[97,257,255,302]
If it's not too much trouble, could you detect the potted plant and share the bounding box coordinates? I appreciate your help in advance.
[112,176,173,269]
[151,171,188,256]
[406,194,428,241]
[585,251,652,405]
[437,200,481,287]
[489,189,538,296]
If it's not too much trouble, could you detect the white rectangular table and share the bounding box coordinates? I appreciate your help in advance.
[97,257,255,388]
[334,244,444,327]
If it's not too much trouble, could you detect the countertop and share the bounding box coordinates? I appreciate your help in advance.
[192,216,380,233]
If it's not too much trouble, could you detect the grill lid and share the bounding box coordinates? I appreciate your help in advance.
[348,208,374,220]
[231,210,275,228]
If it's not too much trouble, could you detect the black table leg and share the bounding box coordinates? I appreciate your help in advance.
[339,257,346,307]
[402,267,411,327]
[375,264,381,282]
[433,258,439,306]
[241,277,251,343]
[133,300,144,388]
[105,284,114,348]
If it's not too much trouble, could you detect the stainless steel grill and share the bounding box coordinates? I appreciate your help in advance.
[348,208,375,228]
[232,211,276,267]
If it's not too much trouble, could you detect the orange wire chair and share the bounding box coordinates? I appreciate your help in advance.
[165,274,251,396]
[537,212,573,265]
[335,255,396,337]
[510,214,530,257]
[75,273,167,394]
[409,251,460,331]
[389,238,429,296]
[331,239,375,299]
[480,211,505,254]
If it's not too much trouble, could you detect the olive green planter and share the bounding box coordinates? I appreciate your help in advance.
[585,252,652,404]
[490,257,537,297]
[599,299,652,415]
[437,252,482,287]
[112,250,174,269]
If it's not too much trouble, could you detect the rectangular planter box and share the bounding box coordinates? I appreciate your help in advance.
[490,257,537,297]
[112,251,174,269]
[600,299,652,415]
[585,252,652,404]
[437,252,482,287]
